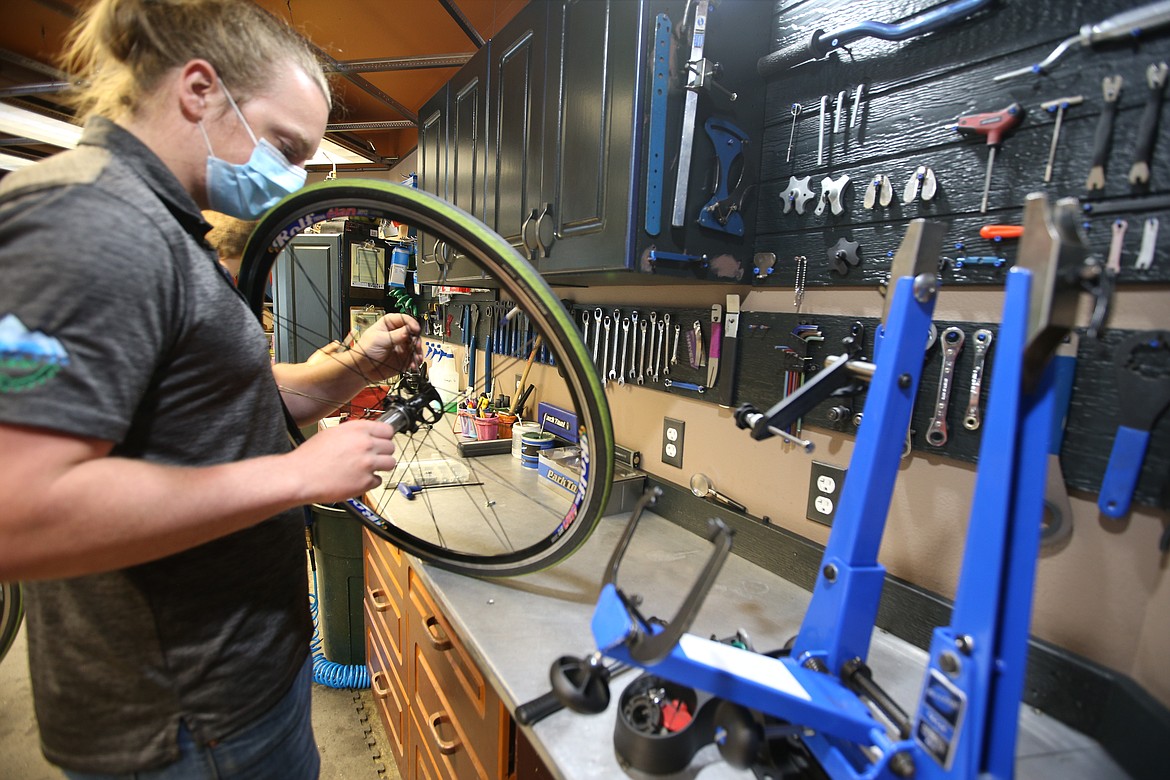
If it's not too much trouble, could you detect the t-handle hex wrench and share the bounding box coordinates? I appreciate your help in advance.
[955,102,1023,213]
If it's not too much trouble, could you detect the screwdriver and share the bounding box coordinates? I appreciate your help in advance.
[954,102,1023,213]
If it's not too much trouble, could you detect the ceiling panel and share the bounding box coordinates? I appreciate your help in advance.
[0,0,528,168]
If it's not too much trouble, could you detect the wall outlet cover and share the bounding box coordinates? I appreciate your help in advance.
[662,417,685,468]
[807,460,847,526]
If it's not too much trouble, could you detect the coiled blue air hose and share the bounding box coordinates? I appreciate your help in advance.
[309,565,370,689]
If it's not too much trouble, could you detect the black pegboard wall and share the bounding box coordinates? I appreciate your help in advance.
[753,0,1170,290]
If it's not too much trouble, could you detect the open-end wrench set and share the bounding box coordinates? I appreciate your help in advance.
[568,305,717,396]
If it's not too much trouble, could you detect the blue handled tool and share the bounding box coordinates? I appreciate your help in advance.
[398,481,483,501]
[697,117,750,236]
[1097,330,1170,518]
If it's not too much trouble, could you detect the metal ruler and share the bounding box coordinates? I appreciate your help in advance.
[670,0,709,228]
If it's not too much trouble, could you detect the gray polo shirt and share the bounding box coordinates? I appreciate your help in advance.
[0,118,311,773]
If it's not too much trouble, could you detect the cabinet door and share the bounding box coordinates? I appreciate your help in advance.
[488,1,548,260]
[271,233,343,363]
[417,85,449,285]
[443,45,491,283]
[537,0,641,275]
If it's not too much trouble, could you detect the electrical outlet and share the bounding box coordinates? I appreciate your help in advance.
[662,417,685,468]
[806,461,847,526]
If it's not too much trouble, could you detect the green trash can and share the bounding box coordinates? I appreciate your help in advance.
[310,503,365,667]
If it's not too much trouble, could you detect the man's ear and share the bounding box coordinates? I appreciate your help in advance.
[177,59,220,123]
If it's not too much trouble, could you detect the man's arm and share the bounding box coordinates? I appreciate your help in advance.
[0,419,398,581]
[274,313,423,425]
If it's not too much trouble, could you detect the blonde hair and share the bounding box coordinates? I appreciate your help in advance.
[204,210,256,265]
[61,0,331,121]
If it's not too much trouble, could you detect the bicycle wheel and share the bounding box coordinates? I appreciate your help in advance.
[0,582,23,664]
[239,180,614,577]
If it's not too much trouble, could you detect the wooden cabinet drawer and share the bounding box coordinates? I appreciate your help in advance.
[407,568,491,723]
[363,528,407,593]
[412,646,495,780]
[364,545,405,668]
[366,610,407,771]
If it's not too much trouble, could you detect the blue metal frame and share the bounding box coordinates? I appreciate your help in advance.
[588,198,1090,779]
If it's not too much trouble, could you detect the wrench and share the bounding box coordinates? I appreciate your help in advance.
[637,319,648,385]
[662,313,672,376]
[648,313,659,381]
[629,311,640,380]
[592,308,602,366]
[962,329,994,431]
[608,309,621,381]
[601,315,612,385]
[671,323,681,366]
[580,309,591,350]
[619,318,630,386]
[926,327,966,446]
[1106,219,1128,273]
[655,320,664,381]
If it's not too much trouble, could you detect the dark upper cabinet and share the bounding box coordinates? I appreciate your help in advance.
[418,45,491,284]
[534,0,642,275]
[424,0,772,285]
[416,84,448,284]
[488,0,548,259]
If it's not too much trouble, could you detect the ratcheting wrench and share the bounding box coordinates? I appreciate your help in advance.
[926,326,966,446]
[962,329,994,430]
[671,323,681,366]
[629,311,640,380]
[580,309,591,351]
[648,312,659,381]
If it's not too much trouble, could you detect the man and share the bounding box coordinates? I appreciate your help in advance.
[0,1,421,777]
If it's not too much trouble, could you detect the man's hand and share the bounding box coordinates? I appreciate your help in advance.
[351,313,424,382]
[287,420,398,502]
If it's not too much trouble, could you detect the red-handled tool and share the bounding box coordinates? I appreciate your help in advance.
[955,102,1024,213]
[980,224,1024,240]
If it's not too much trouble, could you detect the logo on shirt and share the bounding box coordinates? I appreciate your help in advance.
[0,314,70,393]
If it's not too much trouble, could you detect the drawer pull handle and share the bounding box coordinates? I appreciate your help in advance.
[428,710,459,755]
[371,670,390,697]
[371,670,403,711]
[424,615,452,651]
[367,586,391,612]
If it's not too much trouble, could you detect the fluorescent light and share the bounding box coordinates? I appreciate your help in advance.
[0,152,36,171]
[308,137,372,166]
[0,103,82,149]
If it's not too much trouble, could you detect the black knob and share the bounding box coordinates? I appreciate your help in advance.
[549,654,611,714]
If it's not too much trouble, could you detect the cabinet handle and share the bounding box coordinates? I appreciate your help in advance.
[423,615,453,651]
[427,710,460,755]
[534,202,554,259]
[371,671,403,711]
[367,586,390,613]
[520,208,538,261]
[371,670,390,697]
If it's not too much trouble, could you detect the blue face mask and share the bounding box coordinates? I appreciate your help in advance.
[200,86,307,220]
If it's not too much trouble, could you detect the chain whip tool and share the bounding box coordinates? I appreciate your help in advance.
[926,327,966,446]
[962,329,993,430]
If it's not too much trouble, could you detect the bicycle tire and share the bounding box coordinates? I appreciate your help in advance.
[239,180,614,577]
[0,582,23,664]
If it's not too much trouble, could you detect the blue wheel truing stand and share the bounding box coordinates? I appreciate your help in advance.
[587,194,1096,779]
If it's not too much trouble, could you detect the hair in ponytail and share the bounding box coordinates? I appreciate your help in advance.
[61,0,331,121]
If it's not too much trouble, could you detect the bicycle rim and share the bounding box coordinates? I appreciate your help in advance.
[0,582,23,663]
[239,180,614,577]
